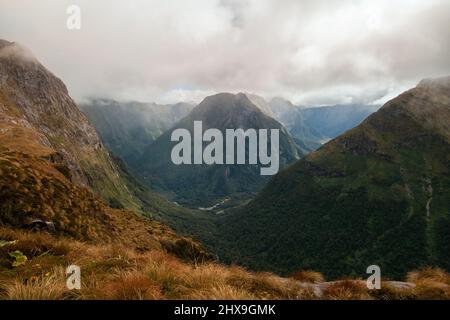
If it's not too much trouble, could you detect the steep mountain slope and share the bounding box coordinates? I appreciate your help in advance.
[80,99,194,166]
[0,40,143,210]
[0,39,210,261]
[138,93,301,207]
[0,40,212,239]
[217,77,450,279]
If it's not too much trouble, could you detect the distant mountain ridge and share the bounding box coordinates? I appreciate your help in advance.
[268,97,380,152]
[300,104,381,139]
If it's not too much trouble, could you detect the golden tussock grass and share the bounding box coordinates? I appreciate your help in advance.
[406,268,450,300]
[289,270,325,283]
[0,267,68,300]
[1,227,450,300]
[0,228,313,300]
[321,280,371,300]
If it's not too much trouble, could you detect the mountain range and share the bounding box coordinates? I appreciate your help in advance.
[2,38,449,292]
[269,98,380,152]
[137,92,301,207]
[82,93,379,208]
[82,94,379,163]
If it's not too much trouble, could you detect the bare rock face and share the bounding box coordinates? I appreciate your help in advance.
[0,39,133,205]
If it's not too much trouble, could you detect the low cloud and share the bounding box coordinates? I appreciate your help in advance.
[1,0,449,106]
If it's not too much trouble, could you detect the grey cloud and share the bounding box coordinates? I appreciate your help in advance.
[0,0,449,106]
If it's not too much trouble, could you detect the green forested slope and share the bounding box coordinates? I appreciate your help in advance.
[216,77,450,280]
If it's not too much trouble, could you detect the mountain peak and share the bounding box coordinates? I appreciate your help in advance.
[0,39,38,64]
[0,39,13,49]
[390,75,450,141]
[417,75,450,89]
[139,91,301,207]
[192,92,260,120]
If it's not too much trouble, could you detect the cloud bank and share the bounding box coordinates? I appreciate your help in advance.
[1,0,449,105]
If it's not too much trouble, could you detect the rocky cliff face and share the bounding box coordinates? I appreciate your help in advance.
[0,40,140,209]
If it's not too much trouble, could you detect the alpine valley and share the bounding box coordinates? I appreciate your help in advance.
[1,39,450,300]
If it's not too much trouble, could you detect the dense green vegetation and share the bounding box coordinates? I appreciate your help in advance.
[111,156,219,246]
[214,79,450,280]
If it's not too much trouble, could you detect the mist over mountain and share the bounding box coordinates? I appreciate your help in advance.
[216,76,450,279]
[80,99,194,165]
[269,98,325,152]
[3,37,448,288]
[2,0,450,302]
[268,98,380,152]
[301,104,381,139]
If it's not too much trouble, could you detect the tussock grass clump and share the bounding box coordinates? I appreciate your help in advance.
[103,270,163,300]
[0,228,70,258]
[289,270,325,283]
[407,268,450,300]
[407,267,450,285]
[322,280,371,300]
[0,267,68,300]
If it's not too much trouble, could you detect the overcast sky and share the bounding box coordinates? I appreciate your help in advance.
[1,0,449,106]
